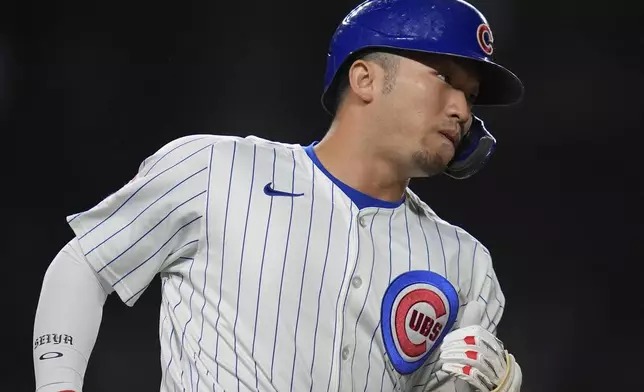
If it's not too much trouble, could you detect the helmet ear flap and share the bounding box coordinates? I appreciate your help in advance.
[443,115,496,179]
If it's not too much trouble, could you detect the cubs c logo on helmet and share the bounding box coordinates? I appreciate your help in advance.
[476,23,494,55]
[381,270,459,374]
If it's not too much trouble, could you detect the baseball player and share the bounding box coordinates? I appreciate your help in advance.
[32,0,524,391]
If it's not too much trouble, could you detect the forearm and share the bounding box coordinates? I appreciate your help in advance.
[33,238,113,392]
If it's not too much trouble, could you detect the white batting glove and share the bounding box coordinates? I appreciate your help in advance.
[438,303,522,392]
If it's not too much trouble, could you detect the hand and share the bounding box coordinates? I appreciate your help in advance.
[438,303,522,392]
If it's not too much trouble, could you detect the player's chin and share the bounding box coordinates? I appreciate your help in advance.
[432,142,456,167]
[412,150,449,178]
[425,134,456,163]
[442,140,460,163]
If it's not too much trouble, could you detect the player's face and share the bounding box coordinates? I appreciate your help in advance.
[378,53,480,177]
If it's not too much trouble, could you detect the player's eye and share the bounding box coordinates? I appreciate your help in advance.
[436,73,451,84]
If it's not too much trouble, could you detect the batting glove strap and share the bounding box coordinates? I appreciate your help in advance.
[491,351,522,392]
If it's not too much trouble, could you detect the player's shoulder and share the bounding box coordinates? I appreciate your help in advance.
[404,187,492,257]
[140,134,300,173]
[242,135,302,150]
[157,133,300,154]
[149,133,239,155]
[237,135,307,159]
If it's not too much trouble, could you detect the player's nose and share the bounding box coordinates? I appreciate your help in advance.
[445,90,470,131]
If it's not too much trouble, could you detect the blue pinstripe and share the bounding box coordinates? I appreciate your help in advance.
[214,141,238,383]
[163,295,173,388]
[379,209,396,392]
[124,282,152,305]
[190,351,194,391]
[84,167,207,257]
[363,319,381,392]
[251,148,277,390]
[391,210,416,391]
[418,214,430,270]
[466,243,479,298]
[290,160,316,392]
[482,274,503,332]
[168,240,200,259]
[112,215,203,287]
[326,205,354,392]
[308,183,335,392]
[143,136,208,176]
[350,210,379,384]
[160,277,169,336]
[195,144,216,392]
[336,208,362,391]
[165,264,189,389]
[179,246,198,389]
[97,191,206,274]
[434,221,448,278]
[233,144,257,392]
[404,206,411,270]
[477,294,493,329]
[270,150,298,381]
[485,274,504,308]
[75,143,211,233]
[410,356,441,389]
[455,229,461,291]
[399,212,414,391]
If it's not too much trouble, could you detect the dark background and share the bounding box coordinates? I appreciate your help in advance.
[5,0,643,391]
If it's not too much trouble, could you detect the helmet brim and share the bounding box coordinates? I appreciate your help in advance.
[470,57,524,106]
[399,49,525,106]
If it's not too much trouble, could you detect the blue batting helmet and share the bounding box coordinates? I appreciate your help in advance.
[321,0,524,179]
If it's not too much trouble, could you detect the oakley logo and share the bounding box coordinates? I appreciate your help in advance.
[39,352,63,360]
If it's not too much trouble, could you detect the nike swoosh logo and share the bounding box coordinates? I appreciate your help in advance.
[263,182,304,197]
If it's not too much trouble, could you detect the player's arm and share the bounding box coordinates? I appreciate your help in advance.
[33,238,113,392]
[32,134,220,391]
[439,247,522,392]
[466,247,506,335]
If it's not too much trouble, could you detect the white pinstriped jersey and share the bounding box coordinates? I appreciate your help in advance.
[67,134,506,392]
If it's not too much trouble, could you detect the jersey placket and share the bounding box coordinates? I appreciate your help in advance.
[335,207,379,391]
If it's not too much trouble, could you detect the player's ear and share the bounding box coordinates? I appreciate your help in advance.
[347,59,376,104]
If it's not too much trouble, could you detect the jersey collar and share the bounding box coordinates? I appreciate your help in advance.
[304,142,405,210]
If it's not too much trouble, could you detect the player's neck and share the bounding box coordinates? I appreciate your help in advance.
[313,122,410,203]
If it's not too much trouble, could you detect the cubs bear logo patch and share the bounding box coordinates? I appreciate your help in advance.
[381,270,459,374]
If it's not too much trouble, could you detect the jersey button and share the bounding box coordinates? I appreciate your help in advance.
[351,276,362,288]
[342,346,350,360]
[359,217,367,227]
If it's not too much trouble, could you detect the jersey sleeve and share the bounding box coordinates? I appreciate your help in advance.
[470,246,506,335]
[66,135,217,306]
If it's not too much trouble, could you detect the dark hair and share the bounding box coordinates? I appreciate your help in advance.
[327,50,401,115]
